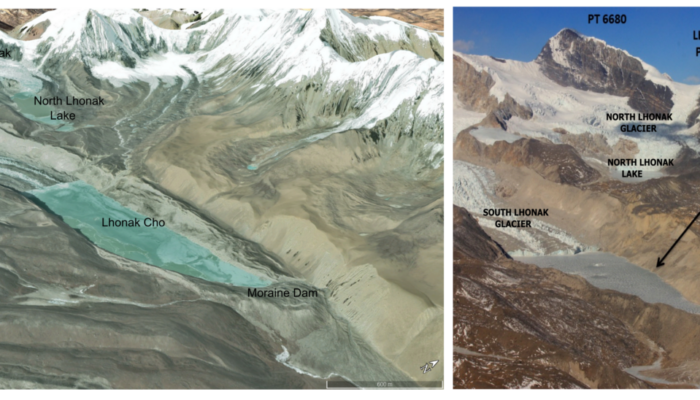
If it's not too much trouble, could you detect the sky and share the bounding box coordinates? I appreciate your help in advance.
[454,8,700,84]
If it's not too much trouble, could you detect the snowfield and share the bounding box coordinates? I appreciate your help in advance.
[454,91,486,140]
[454,49,700,173]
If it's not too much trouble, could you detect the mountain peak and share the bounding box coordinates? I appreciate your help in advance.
[537,28,628,68]
[535,28,674,114]
[553,28,582,40]
[536,28,601,66]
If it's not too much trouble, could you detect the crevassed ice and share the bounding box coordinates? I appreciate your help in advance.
[454,160,594,255]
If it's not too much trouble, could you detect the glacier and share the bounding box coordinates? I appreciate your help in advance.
[0,9,443,173]
[454,160,592,255]
[454,50,700,174]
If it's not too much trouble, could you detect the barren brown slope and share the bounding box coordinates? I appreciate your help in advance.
[455,124,700,306]
[453,55,496,113]
[0,184,413,388]
[456,131,600,186]
[454,206,650,389]
[2,9,445,34]
[0,9,51,32]
[136,113,444,383]
[343,9,443,33]
[454,205,700,389]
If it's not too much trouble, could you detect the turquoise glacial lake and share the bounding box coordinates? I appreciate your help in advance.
[12,92,75,131]
[29,181,269,287]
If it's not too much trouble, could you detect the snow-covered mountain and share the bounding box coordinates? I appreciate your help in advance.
[1,9,443,170]
[537,29,677,113]
[454,28,700,256]
[0,9,444,386]
[455,29,700,157]
[454,27,700,389]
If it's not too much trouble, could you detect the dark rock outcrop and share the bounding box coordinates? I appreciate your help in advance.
[453,54,497,112]
[453,205,508,262]
[455,131,600,186]
[491,93,533,129]
[454,55,533,129]
[536,28,673,114]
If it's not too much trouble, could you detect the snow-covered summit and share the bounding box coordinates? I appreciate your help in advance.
[2,9,441,68]
[539,27,677,87]
[0,9,444,170]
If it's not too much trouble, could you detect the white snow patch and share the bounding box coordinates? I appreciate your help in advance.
[91,53,195,91]
[454,106,486,141]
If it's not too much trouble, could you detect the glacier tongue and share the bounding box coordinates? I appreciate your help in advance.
[454,160,594,256]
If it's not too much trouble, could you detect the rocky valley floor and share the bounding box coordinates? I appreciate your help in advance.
[454,205,700,389]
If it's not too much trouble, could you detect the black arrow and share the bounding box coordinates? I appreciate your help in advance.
[657,211,700,268]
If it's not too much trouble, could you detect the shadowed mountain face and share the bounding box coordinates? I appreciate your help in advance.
[536,28,674,114]
[453,204,507,261]
[453,205,700,389]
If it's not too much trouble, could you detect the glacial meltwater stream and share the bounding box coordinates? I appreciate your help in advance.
[28,181,269,287]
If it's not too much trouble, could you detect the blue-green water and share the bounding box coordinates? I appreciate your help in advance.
[12,92,74,131]
[29,181,269,287]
